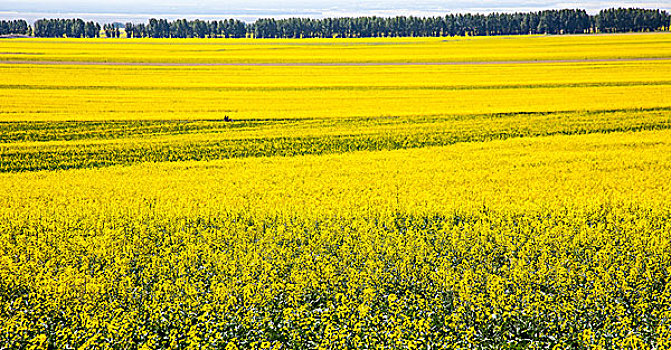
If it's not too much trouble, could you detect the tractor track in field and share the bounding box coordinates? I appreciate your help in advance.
[1,57,670,67]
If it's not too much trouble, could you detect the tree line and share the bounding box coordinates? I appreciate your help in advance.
[596,8,670,32]
[6,8,669,38]
[33,18,101,38]
[0,20,30,36]
[124,18,247,38]
[250,8,668,38]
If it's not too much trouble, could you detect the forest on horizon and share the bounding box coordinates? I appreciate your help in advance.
[1,8,669,39]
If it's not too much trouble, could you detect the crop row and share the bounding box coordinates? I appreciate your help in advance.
[2,108,669,172]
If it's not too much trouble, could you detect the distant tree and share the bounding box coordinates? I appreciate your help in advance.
[125,22,134,38]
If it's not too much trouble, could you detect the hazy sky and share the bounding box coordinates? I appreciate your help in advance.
[2,0,669,23]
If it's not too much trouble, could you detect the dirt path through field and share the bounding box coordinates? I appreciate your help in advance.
[1,57,670,66]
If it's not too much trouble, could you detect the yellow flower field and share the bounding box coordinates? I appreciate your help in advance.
[2,58,671,121]
[2,130,671,348]
[2,34,671,63]
[1,33,671,349]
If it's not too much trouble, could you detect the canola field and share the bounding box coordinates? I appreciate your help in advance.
[1,34,671,349]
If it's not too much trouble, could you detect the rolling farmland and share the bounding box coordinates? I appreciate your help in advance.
[1,33,671,349]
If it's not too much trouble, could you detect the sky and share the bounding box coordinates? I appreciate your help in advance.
[2,0,670,23]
